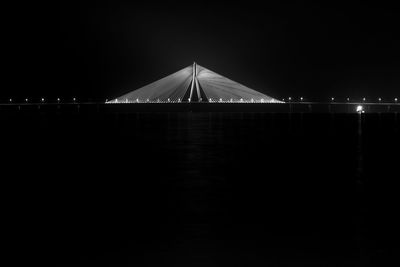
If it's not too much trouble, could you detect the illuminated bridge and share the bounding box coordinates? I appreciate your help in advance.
[106,63,282,104]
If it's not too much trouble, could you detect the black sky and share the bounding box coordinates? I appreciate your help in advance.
[5,1,400,101]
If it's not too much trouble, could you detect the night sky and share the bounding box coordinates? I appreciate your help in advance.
[5,1,400,102]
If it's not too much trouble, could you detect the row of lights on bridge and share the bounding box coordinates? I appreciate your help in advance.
[285,97,398,102]
[7,98,77,103]
[4,97,399,103]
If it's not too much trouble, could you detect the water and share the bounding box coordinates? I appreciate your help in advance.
[2,111,399,266]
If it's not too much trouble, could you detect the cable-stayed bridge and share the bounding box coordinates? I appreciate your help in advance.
[106,63,282,104]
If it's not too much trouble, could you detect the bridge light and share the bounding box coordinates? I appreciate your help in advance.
[300,97,303,101]
[347,98,350,102]
[378,98,382,102]
[25,98,28,102]
[41,98,45,102]
[395,98,398,102]
[363,97,366,101]
[73,98,76,102]
[9,98,12,102]
[288,97,291,101]
[356,105,364,114]
[331,97,335,101]
[57,98,61,102]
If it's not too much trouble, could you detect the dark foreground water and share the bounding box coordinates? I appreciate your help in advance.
[3,112,399,266]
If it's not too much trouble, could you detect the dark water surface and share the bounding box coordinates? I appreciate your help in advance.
[3,112,399,266]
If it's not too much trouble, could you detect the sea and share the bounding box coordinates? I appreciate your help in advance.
[2,110,399,266]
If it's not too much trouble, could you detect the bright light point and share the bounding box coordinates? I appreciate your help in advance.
[395,98,398,102]
[378,98,381,101]
[240,98,243,102]
[300,97,303,101]
[57,98,60,101]
[288,97,291,101]
[9,99,12,102]
[363,98,366,101]
[73,98,76,101]
[347,98,350,101]
[25,98,28,102]
[331,97,334,101]
[219,98,222,102]
[41,98,44,102]
[356,105,364,113]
